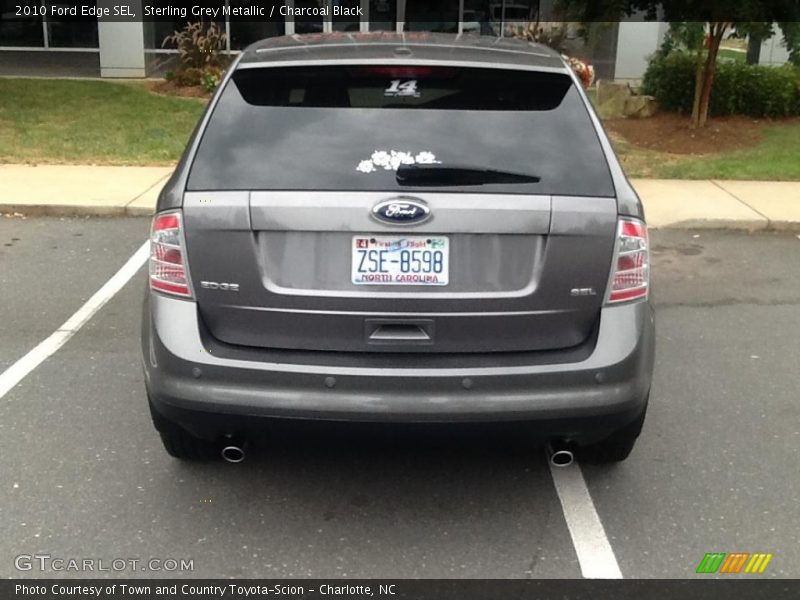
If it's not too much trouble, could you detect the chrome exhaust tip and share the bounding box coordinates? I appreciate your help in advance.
[546,441,575,468]
[221,445,245,463]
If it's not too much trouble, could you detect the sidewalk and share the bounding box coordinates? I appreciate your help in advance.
[2,164,799,230]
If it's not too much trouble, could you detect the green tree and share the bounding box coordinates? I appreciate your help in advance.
[663,19,799,128]
[655,23,706,124]
[557,0,800,127]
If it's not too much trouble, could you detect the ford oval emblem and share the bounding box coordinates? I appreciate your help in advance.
[372,198,431,225]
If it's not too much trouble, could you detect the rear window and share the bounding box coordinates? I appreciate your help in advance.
[187,65,614,197]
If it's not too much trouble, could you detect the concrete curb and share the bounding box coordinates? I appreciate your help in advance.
[0,164,170,220]
[1,204,154,218]
[125,205,156,217]
[2,204,123,218]
[2,165,799,230]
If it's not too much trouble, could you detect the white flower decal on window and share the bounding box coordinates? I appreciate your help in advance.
[370,151,392,170]
[357,160,377,173]
[390,150,415,170]
[414,151,438,164]
[356,150,441,173]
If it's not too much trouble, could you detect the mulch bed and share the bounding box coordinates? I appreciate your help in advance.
[146,80,210,99]
[603,113,791,155]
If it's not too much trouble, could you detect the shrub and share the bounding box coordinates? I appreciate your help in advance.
[200,67,223,93]
[509,21,568,52]
[642,52,800,118]
[173,67,203,87]
[162,21,228,71]
[641,53,698,113]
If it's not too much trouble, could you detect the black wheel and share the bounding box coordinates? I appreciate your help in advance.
[148,398,218,461]
[578,401,648,465]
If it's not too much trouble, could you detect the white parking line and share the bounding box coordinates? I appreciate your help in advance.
[3,237,624,582]
[0,241,149,400]
[549,461,623,579]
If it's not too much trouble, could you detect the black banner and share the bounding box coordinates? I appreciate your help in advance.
[4,1,800,23]
[6,580,800,600]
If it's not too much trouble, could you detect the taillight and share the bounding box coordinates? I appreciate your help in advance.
[606,218,649,304]
[347,66,457,78]
[149,211,193,298]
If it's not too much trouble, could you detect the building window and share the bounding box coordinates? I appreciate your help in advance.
[486,0,538,36]
[0,0,98,49]
[332,0,361,32]
[229,19,286,51]
[293,0,325,34]
[368,0,396,31]
[46,1,98,48]
[404,0,459,33]
[0,0,44,47]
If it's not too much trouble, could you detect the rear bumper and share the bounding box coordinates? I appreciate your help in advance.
[142,293,655,442]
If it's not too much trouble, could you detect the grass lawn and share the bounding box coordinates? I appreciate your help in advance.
[717,48,747,63]
[648,124,800,179]
[0,78,206,165]
[609,121,800,180]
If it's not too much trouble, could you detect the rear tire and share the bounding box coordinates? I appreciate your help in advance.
[149,397,218,461]
[578,400,648,465]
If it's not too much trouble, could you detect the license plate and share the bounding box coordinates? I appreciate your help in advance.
[352,236,449,286]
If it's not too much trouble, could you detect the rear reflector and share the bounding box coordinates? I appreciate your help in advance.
[149,211,193,298]
[607,218,649,304]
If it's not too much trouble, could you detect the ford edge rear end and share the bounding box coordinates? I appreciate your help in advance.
[141,34,655,464]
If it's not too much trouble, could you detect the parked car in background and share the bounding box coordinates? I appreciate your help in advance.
[461,10,483,34]
[488,3,533,36]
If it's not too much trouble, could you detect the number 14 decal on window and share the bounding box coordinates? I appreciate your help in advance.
[385,79,420,98]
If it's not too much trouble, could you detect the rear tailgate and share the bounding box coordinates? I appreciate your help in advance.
[183,63,617,353]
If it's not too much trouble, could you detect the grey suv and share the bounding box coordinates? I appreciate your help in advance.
[142,33,655,464]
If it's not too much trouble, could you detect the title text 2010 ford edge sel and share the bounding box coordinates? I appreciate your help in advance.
[141,33,655,464]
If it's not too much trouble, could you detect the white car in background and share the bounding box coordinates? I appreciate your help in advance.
[461,10,482,34]
[488,3,533,36]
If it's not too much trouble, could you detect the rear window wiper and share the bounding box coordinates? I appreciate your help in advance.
[396,163,540,186]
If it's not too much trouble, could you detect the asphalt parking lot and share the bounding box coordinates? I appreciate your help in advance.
[1,216,798,579]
